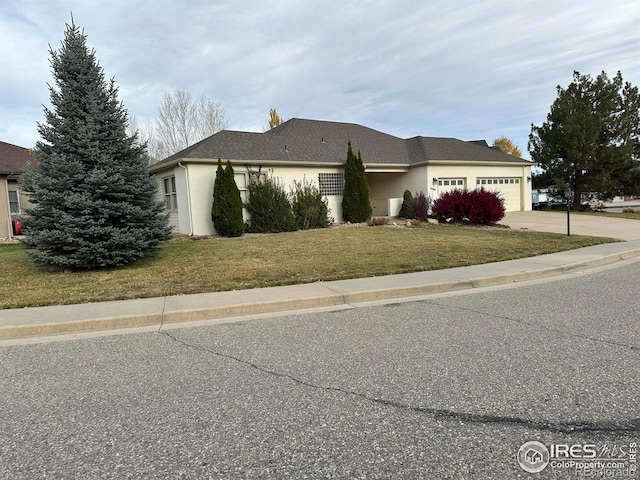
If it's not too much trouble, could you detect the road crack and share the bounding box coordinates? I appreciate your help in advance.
[157,330,639,435]
[423,300,640,352]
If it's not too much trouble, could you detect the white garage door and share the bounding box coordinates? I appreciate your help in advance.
[477,178,522,211]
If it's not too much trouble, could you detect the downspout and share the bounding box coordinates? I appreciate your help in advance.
[177,162,194,236]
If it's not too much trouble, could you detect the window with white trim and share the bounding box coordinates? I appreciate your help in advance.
[318,173,344,196]
[8,190,20,214]
[162,176,177,212]
[438,179,464,187]
[234,173,248,202]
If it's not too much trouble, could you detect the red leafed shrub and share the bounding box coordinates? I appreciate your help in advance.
[410,191,431,222]
[432,188,505,225]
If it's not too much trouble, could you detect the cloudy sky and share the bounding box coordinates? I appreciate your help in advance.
[1,0,639,160]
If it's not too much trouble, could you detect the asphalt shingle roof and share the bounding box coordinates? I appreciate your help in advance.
[0,141,35,175]
[150,118,531,171]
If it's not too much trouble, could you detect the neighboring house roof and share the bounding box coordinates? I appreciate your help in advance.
[0,141,36,176]
[150,118,531,172]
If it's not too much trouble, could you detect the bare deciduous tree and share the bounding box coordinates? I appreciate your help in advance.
[127,113,159,162]
[128,90,229,163]
[156,90,229,157]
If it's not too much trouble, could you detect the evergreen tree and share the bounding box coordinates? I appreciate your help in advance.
[341,141,372,222]
[398,190,416,219]
[212,159,244,237]
[20,20,171,269]
[529,70,640,206]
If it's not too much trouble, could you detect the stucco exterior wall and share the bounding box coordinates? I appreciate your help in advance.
[366,166,429,216]
[178,163,348,235]
[267,165,345,224]
[153,159,531,236]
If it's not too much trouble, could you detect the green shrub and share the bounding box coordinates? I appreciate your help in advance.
[290,179,331,230]
[398,190,416,219]
[245,177,296,233]
[211,159,244,237]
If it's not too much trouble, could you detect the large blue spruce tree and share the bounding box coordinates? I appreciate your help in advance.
[21,20,172,269]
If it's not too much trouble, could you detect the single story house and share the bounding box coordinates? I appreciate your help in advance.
[149,118,533,235]
[0,141,35,239]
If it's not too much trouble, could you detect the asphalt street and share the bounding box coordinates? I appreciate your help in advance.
[1,259,638,479]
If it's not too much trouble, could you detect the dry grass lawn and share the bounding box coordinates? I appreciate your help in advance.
[0,224,617,309]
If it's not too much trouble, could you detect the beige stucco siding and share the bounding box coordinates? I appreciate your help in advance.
[152,158,531,236]
[366,166,428,216]
[180,163,347,235]
[269,165,345,223]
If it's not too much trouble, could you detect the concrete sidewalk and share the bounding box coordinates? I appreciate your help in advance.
[3,239,640,340]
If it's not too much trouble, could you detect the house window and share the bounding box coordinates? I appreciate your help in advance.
[234,173,248,202]
[8,190,20,214]
[318,173,344,196]
[163,176,177,212]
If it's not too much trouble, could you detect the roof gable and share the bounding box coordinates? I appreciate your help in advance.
[0,141,36,175]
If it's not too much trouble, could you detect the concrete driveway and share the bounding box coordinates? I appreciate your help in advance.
[503,210,640,240]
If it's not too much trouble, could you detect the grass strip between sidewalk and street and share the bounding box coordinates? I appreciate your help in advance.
[0,224,617,309]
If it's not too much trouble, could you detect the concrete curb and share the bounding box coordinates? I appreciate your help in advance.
[2,244,640,340]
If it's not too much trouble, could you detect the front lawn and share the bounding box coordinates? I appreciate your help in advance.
[0,225,617,309]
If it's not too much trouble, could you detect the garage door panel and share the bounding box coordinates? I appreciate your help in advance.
[477,178,521,211]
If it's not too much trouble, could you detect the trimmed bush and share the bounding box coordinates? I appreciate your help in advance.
[411,191,431,222]
[290,179,331,230]
[211,159,244,237]
[245,177,296,233]
[398,190,416,219]
[432,188,505,225]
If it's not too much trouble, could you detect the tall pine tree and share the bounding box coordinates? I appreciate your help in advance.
[211,159,244,237]
[21,20,171,269]
[341,141,372,222]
